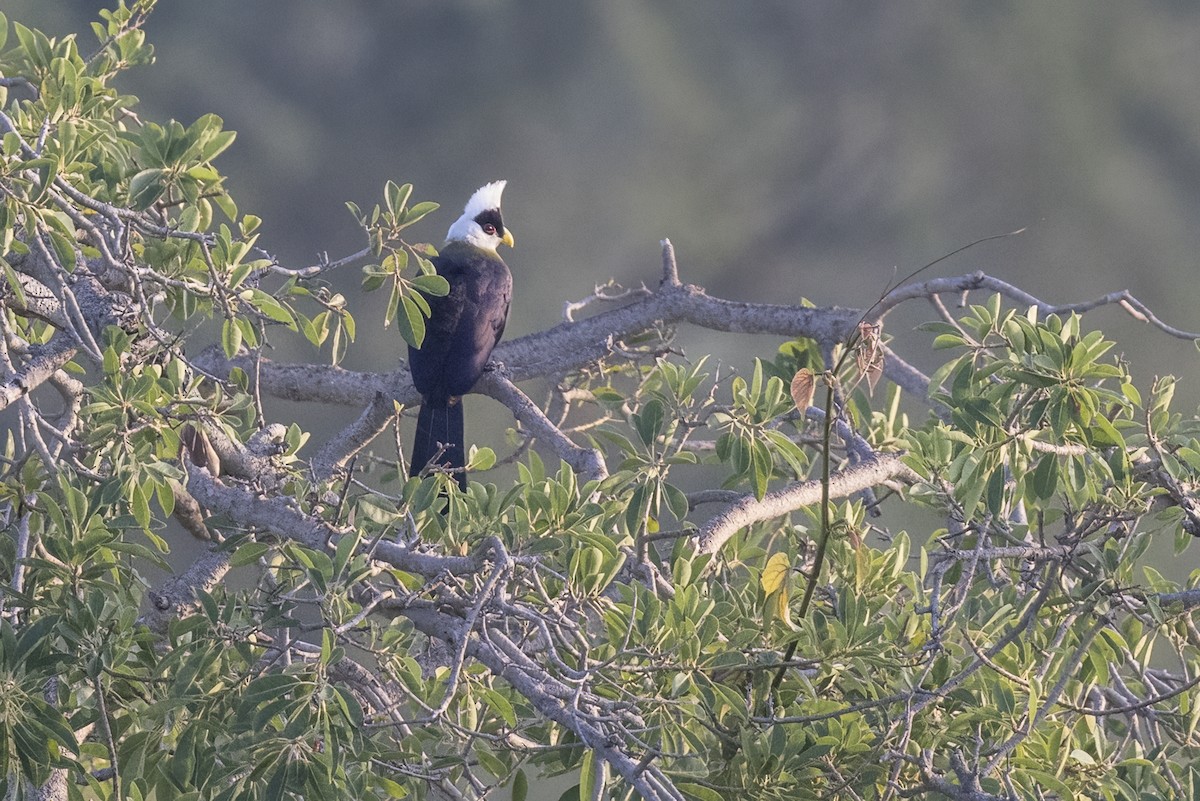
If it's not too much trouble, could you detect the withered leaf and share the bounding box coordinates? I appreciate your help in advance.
[181,423,221,477]
[790,368,816,412]
[856,322,884,396]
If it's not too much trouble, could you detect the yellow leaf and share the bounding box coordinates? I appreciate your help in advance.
[761,552,791,595]
[768,585,795,631]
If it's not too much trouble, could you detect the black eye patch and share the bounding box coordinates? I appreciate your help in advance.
[473,209,505,237]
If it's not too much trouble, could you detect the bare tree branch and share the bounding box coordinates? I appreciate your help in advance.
[311,392,397,481]
[694,453,919,555]
[0,335,79,412]
[876,271,1200,340]
[476,371,609,483]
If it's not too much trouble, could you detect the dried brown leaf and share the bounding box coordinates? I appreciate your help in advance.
[790,368,815,412]
[181,423,221,477]
[856,322,884,396]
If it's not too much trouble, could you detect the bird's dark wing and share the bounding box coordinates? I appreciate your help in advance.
[408,250,511,400]
[408,256,469,399]
[465,261,511,371]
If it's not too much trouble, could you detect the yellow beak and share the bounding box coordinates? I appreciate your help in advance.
[501,228,515,248]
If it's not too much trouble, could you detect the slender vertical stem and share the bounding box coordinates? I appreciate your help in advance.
[93,672,120,795]
[770,374,835,696]
[800,377,836,620]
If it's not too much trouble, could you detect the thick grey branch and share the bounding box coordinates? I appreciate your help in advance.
[0,269,68,327]
[1159,588,1200,610]
[193,345,395,406]
[498,281,859,382]
[311,392,396,482]
[196,281,861,410]
[693,453,918,555]
[0,335,78,412]
[184,468,482,578]
[475,372,608,483]
[144,547,233,632]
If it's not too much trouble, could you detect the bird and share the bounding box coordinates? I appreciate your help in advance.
[408,180,514,490]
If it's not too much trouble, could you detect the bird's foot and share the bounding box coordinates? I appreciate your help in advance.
[483,359,509,378]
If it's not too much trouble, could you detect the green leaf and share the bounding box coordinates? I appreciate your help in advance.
[750,438,771,499]
[625,481,652,534]
[212,190,238,221]
[511,770,528,801]
[229,541,270,567]
[240,214,262,236]
[14,23,51,68]
[408,283,430,315]
[332,685,364,731]
[985,466,1006,515]
[383,248,408,275]
[589,387,623,408]
[47,230,75,272]
[578,750,602,801]
[474,745,507,782]
[763,428,808,476]
[155,479,177,519]
[129,168,167,209]
[200,130,236,162]
[403,201,439,226]
[480,688,517,727]
[632,398,666,447]
[954,455,986,516]
[361,271,386,292]
[221,318,242,358]
[102,346,120,375]
[960,397,1003,429]
[679,783,727,801]
[248,289,297,329]
[662,481,689,522]
[932,332,967,350]
[319,627,336,665]
[228,259,254,290]
[393,293,427,348]
[467,446,496,472]
[130,481,151,528]
[242,674,302,707]
[385,181,412,216]
[411,273,449,297]
[1029,455,1058,501]
[1089,414,1125,449]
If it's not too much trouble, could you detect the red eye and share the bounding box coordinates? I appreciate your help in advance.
[482,223,497,235]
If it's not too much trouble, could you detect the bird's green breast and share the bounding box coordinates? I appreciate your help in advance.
[439,239,501,263]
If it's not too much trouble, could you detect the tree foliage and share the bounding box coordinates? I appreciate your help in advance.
[1,5,1200,801]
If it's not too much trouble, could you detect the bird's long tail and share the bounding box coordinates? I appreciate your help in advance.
[410,398,467,490]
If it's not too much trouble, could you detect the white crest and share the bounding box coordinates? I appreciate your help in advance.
[460,180,507,221]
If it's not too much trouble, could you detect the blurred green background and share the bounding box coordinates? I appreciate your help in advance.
[9,1,1200,391]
